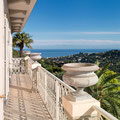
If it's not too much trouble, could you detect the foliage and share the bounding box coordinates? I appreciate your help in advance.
[38,59,64,79]
[13,49,20,58]
[85,63,120,119]
[13,32,33,57]
[118,76,120,82]
[38,58,120,119]
[50,50,120,72]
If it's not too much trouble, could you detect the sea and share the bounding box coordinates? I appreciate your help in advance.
[27,49,114,58]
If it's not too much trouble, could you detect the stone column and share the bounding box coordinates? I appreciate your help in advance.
[62,63,100,120]
[0,0,5,119]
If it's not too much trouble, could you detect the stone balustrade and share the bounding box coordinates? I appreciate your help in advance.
[12,57,118,120]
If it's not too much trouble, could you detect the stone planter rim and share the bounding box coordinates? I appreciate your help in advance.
[23,50,30,52]
[30,53,41,56]
[62,63,99,72]
[23,51,31,55]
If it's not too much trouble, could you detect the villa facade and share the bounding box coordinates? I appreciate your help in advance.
[0,0,37,119]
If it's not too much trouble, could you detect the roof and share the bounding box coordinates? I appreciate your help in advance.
[7,0,37,33]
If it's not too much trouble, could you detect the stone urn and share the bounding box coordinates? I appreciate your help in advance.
[23,51,31,56]
[30,53,42,61]
[62,63,99,101]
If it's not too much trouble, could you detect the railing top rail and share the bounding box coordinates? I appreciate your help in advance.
[38,65,75,92]
[93,105,118,120]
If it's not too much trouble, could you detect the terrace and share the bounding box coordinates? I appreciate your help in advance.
[0,0,119,120]
[4,57,118,120]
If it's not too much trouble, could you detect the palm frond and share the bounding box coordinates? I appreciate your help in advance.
[97,62,110,78]
[102,98,119,118]
[102,83,120,91]
[13,32,33,49]
[101,73,120,85]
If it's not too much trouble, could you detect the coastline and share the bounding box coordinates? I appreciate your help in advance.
[26,49,114,58]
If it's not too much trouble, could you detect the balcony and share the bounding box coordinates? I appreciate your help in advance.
[4,57,118,120]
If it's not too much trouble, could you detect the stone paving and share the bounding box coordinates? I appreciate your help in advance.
[4,74,52,120]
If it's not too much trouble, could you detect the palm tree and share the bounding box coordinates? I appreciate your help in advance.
[85,63,120,119]
[13,32,33,57]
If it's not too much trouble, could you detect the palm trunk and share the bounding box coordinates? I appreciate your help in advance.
[19,44,23,72]
[19,44,23,57]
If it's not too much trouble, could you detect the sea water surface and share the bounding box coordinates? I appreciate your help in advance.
[28,49,112,58]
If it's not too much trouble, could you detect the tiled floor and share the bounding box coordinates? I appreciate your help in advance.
[4,74,52,120]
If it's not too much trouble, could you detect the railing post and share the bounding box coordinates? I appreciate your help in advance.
[56,81,60,120]
[31,61,41,91]
[24,56,30,74]
[25,59,28,74]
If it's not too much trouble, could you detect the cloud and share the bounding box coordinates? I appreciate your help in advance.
[33,39,120,46]
[77,32,120,35]
[32,32,120,35]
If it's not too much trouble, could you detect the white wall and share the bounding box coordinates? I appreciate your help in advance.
[0,0,5,119]
[4,14,10,99]
[0,0,13,119]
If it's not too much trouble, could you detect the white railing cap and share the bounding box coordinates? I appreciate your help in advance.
[32,61,41,70]
[24,56,30,60]
[93,105,118,120]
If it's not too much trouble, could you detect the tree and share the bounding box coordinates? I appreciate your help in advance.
[13,32,33,57]
[85,63,120,119]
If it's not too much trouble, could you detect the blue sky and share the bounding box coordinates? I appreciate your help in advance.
[23,0,120,49]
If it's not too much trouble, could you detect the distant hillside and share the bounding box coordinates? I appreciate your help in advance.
[49,50,120,72]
